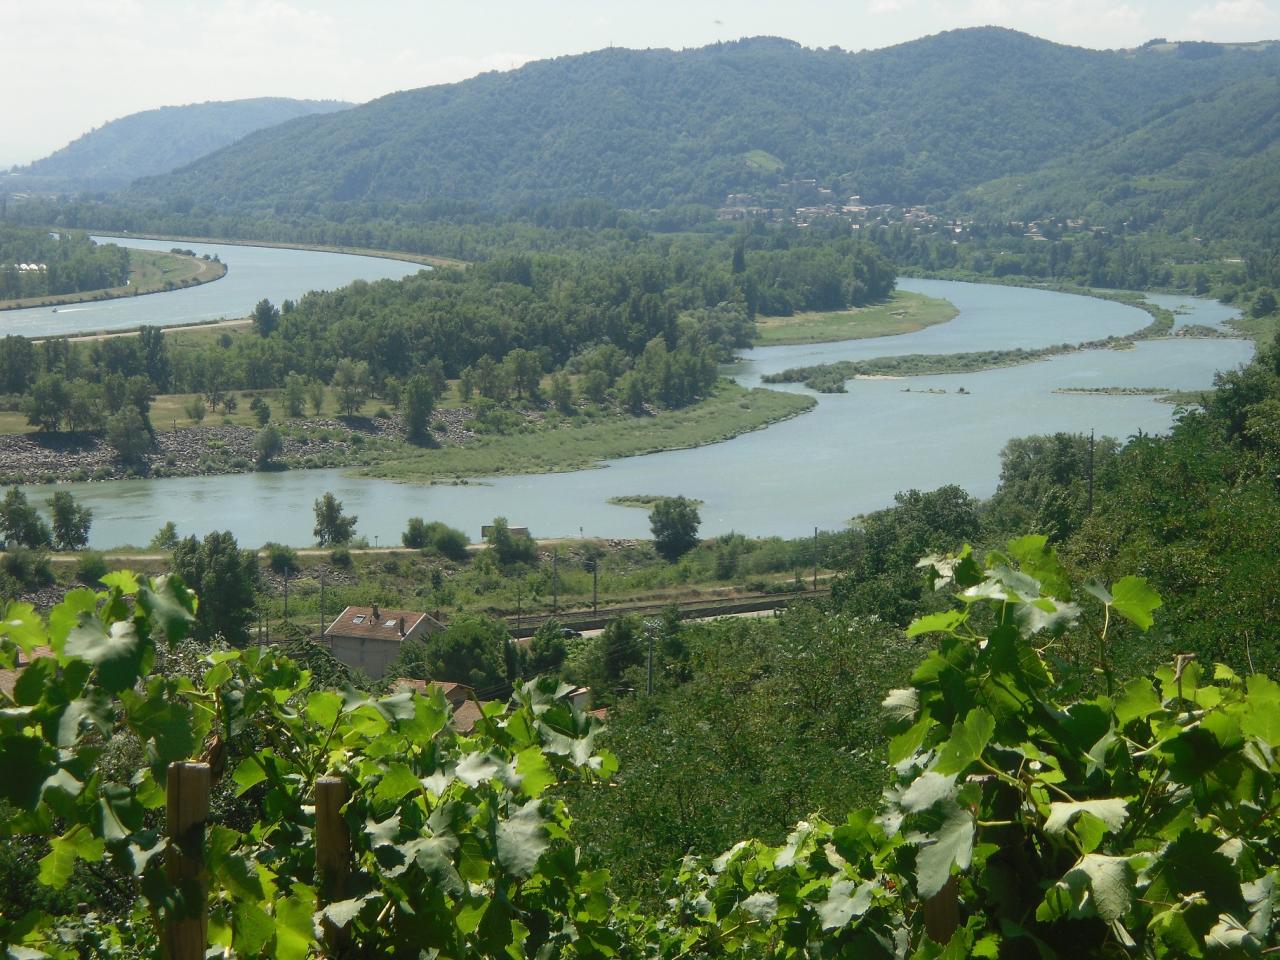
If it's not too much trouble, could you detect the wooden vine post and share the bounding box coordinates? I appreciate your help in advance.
[922,876,960,945]
[163,761,211,960]
[316,776,351,952]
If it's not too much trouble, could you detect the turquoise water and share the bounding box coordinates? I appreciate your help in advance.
[1,235,426,337]
[23,276,1253,547]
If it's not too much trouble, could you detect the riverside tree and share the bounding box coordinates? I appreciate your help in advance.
[0,486,52,548]
[649,495,701,561]
[49,491,92,551]
[254,424,283,468]
[22,375,70,432]
[252,297,280,336]
[331,358,370,417]
[402,372,435,443]
[105,407,152,465]
[313,491,357,545]
[170,529,258,645]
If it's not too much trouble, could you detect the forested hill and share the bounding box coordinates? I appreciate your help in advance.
[958,73,1280,244]
[10,97,352,192]
[126,30,1280,215]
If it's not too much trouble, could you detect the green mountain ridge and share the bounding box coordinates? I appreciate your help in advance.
[124,29,1280,215]
[10,97,353,193]
[958,74,1280,242]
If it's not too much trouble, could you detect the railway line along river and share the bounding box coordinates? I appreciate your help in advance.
[16,240,1256,546]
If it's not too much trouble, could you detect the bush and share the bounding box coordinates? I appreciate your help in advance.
[403,518,469,560]
[329,546,352,568]
[485,516,536,566]
[264,542,300,576]
[76,551,109,585]
[1,546,53,589]
[429,524,471,562]
[402,517,430,549]
[0,569,21,605]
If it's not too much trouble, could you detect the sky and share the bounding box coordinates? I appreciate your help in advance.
[4,0,1279,168]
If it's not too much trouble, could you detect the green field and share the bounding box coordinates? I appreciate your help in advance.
[366,382,815,482]
[753,291,958,346]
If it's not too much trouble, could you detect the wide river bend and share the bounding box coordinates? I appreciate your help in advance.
[15,241,1256,547]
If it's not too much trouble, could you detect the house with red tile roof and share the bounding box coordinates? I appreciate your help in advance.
[324,604,443,679]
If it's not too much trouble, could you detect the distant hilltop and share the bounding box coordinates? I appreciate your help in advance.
[10,97,352,193]
[119,28,1280,219]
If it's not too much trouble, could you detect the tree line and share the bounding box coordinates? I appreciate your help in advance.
[0,230,894,441]
[0,226,130,300]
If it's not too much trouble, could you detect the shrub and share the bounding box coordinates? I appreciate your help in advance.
[76,551,109,585]
[265,542,300,577]
[404,517,469,560]
[402,517,430,549]
[1,546,53,589]
[329,546,352,568]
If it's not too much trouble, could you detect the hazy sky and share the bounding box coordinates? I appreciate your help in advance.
[4,0,1279,168]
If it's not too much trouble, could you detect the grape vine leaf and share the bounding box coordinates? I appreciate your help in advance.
[817,879,874,930]
[901,773,958,813]
[1043,799,1129,836]
[1039,854,1134,923]
[1109,577,1162,632]
[64,618,146,694]
[933,708,994,776]
[495,799,548,878]
[906,611,966,638]
[38,826,105,888]
[915,801,974,899]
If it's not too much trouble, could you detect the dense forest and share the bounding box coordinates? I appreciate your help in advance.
[0,231,894,426]
[9,98,351,193]
[955,74,1280,245]
[118,31,1280,213]
[0,227,130,300]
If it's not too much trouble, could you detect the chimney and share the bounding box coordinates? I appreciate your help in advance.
[372,604,380,621]
[398,617,406,637]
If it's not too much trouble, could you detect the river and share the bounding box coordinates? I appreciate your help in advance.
[21,259,1255,547]
[0,236,427,338]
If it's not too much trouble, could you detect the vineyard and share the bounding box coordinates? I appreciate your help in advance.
[2,536,1277,957]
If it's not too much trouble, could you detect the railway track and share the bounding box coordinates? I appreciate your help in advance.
[506,587,830,638]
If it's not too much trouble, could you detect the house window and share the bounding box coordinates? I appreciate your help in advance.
[383,619,397,627]
[352,615,366,624]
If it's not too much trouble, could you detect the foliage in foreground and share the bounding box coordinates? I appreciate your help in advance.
[3,538,1280,957]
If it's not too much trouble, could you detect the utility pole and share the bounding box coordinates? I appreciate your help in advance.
[1087,429,1095,516]
[283,569,289,619]
[813,526,819,591]
[516,588,522,634]
[319,570,325,639]
[552,550,559,615]
[646,625,655,696]
[592,560,598,615]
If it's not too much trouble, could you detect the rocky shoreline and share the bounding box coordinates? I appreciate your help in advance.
[0,407,479,486]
